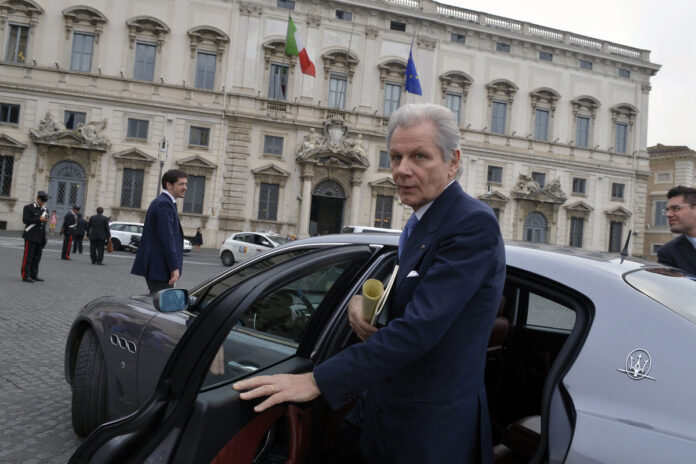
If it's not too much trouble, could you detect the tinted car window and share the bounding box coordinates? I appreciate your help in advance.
[110,224,124,231]
[527,292,575,331]
[195,249,311,310]
[202,259,357,389]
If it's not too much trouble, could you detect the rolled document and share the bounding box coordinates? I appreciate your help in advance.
[362,279,384,322]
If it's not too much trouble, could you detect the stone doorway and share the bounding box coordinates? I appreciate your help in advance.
[47,160,86,220]
[309,180,345,235]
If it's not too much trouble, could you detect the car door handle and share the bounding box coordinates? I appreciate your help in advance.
[226,360,259,372]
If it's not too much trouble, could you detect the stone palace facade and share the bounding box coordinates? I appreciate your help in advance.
[0,0,659,253]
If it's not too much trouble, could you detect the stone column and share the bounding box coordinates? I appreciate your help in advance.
[349,169,363,225]
[298,164,314,237]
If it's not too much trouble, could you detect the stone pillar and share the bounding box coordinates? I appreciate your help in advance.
[298,164,314,237]
[220,118,251,231]
[349,169,363,225]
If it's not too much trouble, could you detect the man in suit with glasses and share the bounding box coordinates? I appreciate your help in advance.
[657,185,696,275]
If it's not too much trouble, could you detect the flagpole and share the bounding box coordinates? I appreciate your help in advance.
[342,21,355,112]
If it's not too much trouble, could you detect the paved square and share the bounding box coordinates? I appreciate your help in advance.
[0,232,223,463]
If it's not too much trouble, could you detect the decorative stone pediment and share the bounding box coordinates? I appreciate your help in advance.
[370,177,397,196]
[0,0,43,25]
[564,200,594,213]
[512,174,567,204]
[126,16,169,49]
[251,164,290,177]
[439,71,473,99]
[486,79,518,102]
[113,148,156,163]
[479,190,510,203]
[62,5,107,42]
[571,95,600,116]
[321,48,359,81]
[610,103,638,127]
[529,87,560,112]
[0,133,26,149]
[29,112,110,150]
[176,155,217,170]
[377,59,406,88]
[263,39,296,71]
[187,26,229,59]
[296,119,369,170]
[605,206,632,219]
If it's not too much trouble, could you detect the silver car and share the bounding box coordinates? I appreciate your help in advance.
[66,235,696,463]
[219,231,290,266]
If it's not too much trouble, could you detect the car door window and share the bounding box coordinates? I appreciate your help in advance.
[526,292,576,330]
[111,224,123,231]
[202,259,359,389]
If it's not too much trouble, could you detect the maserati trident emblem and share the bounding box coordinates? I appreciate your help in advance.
[617,349,655,380]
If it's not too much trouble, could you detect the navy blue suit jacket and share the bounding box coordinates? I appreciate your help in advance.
[314,182,506,463]
[131,193,183,282]
[657,234,696,275]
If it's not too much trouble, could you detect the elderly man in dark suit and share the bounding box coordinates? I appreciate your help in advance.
[657,185,696,275]
[234,104,506,463]
[87,206,111,265]
[131,169,187,293]
[21,191,49,282]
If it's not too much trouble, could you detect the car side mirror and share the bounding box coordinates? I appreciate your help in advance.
[153,288,189,313]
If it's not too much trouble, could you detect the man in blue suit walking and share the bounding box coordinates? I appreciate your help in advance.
[235,104,505,463]
[131,169,187,293]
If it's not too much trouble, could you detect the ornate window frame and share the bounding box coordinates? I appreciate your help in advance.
[377,59,406,118]
[61,5,107,72]
[529,87,560,142]
[187,26,229,91]
[321,48,359,111]
[262,39,296,104]
[251,164,289,227]
[0,0,43,64]
[439,71,472,126]
[570,95,600,148]
[485,79,518,135]
[175,155,217,217]
[125,16,169,81]
[610,103,638,154]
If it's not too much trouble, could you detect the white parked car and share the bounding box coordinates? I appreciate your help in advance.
[219,231,290,266]
[108,221,192,252]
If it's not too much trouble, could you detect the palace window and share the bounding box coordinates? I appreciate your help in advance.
[451,33,466,44]
[654,200,667,227]
[336,10,352,21]
[378,150,390,169]
[572,177,586,195]
[534,108,549,141]
[269,63,289,100]
[576,116,590,147]
[531,172,546,188]
[195,51,217,90]
[263,135,283,156]
[5,24,28,63]
[491,101,507,134]
[189,126,210,147]
[608,221,623,252]
[539,51,552,61]
[328,74,347,109]
[134,42,157,81]
[127,118,149,140]
[0,156,13,196]
[445,93,462,124]
[384,83,401,117]
[569,217,584,247]
[64,111,86,130]
[374,195,393,228]
[611,183,625,200]
[258,183,279,220]
[615,122,628,154]
[70,32,94,72]
[120,168,144,209]
[487,166,502,184]
[183,175,205,214]
[0,103,20,124]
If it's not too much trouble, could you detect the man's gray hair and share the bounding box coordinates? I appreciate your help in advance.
[386,103,463,177]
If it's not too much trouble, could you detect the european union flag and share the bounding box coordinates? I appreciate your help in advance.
[404,48,422,96]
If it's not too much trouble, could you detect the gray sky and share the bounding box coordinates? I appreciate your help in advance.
[443,0,696,149]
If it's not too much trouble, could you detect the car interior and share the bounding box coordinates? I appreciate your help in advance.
[200,250,587,464]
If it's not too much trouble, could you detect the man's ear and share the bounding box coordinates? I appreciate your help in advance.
[449,149,461,175]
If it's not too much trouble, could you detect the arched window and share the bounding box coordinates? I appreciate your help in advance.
[524,212,547,243]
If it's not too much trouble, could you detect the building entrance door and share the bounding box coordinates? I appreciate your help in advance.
[47,160,86,220]
[309,180,345,236]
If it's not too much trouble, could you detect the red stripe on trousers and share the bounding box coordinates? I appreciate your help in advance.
[67,236,73,258]
[21,240,29,279]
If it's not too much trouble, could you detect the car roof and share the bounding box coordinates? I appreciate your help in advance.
[110,221,143,226]
[282,233,660,283]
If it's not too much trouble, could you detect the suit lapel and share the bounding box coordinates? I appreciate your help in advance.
[677,235,696,274]
[395,182,462,287]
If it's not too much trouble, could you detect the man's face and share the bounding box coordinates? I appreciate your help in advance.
[166,177,188,199]
[36,197,46,206]
[666,195,696,236]
[389,120,460,211]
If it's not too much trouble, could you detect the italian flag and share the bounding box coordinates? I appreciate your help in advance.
[286,16,316,77]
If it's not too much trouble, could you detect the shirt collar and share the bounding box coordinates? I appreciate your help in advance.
[413,179,456,221]
[685,234,696,249]
[162,190,176,204]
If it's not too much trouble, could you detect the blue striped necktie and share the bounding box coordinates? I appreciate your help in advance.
[398,214,418,259]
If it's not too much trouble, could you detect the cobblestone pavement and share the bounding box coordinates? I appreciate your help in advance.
[0,231,224,463]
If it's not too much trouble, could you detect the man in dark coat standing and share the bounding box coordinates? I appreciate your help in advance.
[60,205,80,260]
[234,104,505,463]
[72,213,87,254]
[657,185,696,275]
[87,207,111,265]
[131,169,187,293]
[21,191,49,282]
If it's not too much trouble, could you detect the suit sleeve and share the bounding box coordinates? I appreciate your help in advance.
[657,244,676,267]
[314,210,502,408]
[155,202,180,273]
[23,205,40,226]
